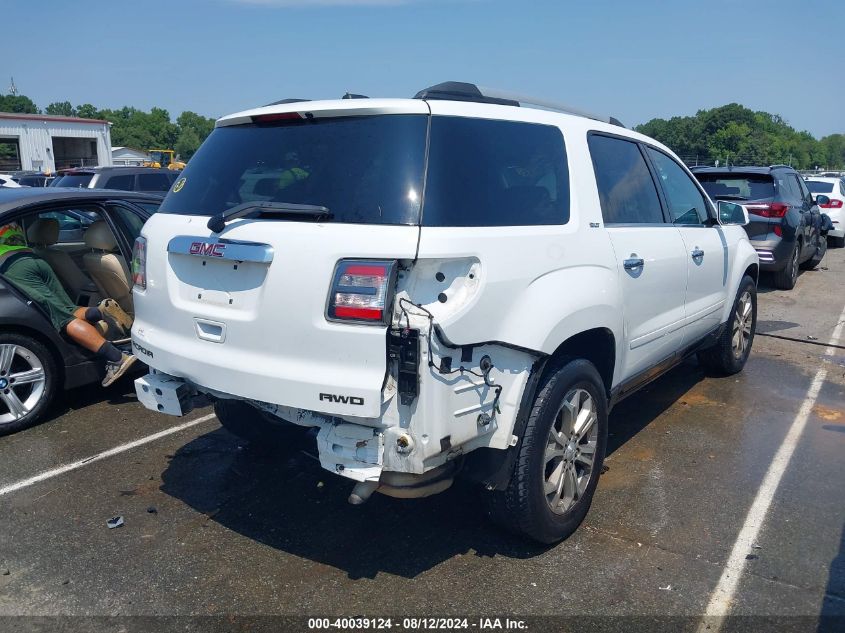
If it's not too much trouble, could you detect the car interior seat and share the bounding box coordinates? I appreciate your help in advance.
[26,218,97,304]
[82,221,133,315]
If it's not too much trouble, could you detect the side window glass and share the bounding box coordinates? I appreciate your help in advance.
[33,209,97,245]
[106,204,146,243]
[793,175,811,204]
[105,174,134,190]
[137,173,172,192]
[646,148,710,225]
[840,181,845,197]
[588,134,664,224]
[778,175,800,202]
[423,117,570,226]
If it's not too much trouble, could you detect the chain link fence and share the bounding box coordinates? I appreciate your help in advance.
[54,157,100,170]
[677,154,798,169]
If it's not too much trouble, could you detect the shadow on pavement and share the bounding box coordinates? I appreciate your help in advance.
[160,359,708,580]
[607,357,705,456]
[819,519,845,631]
[161,429,549,579]
[47,375,139,419]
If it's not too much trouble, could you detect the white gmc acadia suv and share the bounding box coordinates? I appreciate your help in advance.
[130,82,759,543]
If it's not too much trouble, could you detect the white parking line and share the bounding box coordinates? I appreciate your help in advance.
[698,304,845,631]
[0,413,217,497]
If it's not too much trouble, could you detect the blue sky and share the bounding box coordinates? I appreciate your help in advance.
[4,0,843,136]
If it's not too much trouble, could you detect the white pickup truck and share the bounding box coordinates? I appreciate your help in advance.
[130,82,759,543]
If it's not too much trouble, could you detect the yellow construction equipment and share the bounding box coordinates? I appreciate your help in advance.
[144,149,186,171]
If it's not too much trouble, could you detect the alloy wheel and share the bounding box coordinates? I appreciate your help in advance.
[732,290,753,360]
[543,387,599,515]
[0,344,47,425]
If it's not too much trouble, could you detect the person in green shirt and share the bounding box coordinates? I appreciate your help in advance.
[277,151,309,191]
[0,222,136,387]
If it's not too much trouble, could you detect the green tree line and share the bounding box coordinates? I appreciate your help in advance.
[3,94,843,169]
[0,93,215,160]
[635,103,844,170]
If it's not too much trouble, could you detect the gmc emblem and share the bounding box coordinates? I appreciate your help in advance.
[319,393,364,406]
[189,241,226,257]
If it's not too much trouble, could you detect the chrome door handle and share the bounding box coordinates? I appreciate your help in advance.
[623,257,645,271]
[691,248,704,261]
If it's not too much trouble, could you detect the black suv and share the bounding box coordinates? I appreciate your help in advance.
[692,165,826,289]
[50,167,178,194]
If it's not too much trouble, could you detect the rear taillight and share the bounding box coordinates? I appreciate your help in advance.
[819,199,843,209]
[327,260,397,324]
[773,225,783,237]
[746,202,789,218]
[132,236,147,289]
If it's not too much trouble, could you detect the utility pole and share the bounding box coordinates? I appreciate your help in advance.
[8,77,18,96]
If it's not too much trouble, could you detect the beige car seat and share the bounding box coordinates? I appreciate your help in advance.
[83,221,133,315]
[26,218,93,301]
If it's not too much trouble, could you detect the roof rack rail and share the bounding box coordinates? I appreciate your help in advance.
[264,98,311,106]
[413,81,624,127]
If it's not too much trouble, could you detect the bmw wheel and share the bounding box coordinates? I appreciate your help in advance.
[0,333,58,436]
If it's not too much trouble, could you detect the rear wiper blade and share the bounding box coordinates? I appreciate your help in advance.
[208,201,332,232]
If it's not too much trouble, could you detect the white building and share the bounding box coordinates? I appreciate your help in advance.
[0,112,113,174]
[111,146,150,166]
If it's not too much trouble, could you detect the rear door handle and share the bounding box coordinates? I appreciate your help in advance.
[691,247,705,261]
[623,257,645,271]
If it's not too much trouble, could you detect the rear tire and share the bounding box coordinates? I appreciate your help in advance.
[772,241,799,290]
[488,359,608,544]
[0,333,58,436]
[214,399,306,447]
[698,275,756,376]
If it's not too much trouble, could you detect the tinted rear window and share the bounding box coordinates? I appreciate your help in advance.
[422,117,569,226]
[695,173,775,201]
[805,180,834,194]
[159,115,428,225]
[53,174,94,188]
[18,176,47,187]
[158,114,570,227]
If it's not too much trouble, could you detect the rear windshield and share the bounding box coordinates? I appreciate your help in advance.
[52,174,94,188]
[695,173,775,201]
[804,180,834,193]
[159,115,428,225]
[158,114,570,227]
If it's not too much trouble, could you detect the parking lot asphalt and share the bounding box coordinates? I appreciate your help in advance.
[1,250,844,630]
